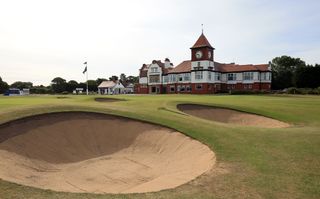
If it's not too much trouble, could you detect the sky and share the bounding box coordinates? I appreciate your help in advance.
[1,0,319,85]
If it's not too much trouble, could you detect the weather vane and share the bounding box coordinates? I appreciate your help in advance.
[201,24,204,34]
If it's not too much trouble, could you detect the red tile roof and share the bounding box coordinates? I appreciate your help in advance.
[215,62,269,72]
[139,70,148,77]
[168,61,191,73]
[191,33,214,49]
[167,61,269,74]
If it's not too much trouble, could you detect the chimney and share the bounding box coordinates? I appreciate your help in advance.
[164,58,171,68]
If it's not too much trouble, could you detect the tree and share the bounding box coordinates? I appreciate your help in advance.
[96,78,107,86]
[10,81,33,90]
[51,77,67,93]
[270,56,306,89]
[108,75,118,81]
[66,80,78,93]
[30,85,52,94]
[119,73,127,86]
[127,75,139,84]
[295,64,320,88]
[87,80,98,92]
[0,77,9,94]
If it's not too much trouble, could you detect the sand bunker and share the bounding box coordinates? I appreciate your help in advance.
[177,104,289,128]
[95,98,123,102]
[0,112,215,194]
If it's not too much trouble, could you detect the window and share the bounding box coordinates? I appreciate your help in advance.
[260,72,271,81]
[178,85,185,92]
[227,73,236,81]
[169,74,176,82]
[243,72,254,80]
[184,73,191,81]
[244,84,252,89]
[195,71,203,80]
[163,76,168,83]
[208,72,212,80]
[150,67,158,73]
[215,73,221,81]
[227,84,235,90]
[178,75,183,81]
[149,75,160,83]
[170,85,175,92]
[196,84,203,90]
[186,85,191,92]
[197,62,201,67]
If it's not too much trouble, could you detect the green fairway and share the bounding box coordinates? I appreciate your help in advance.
[0,94,319,199]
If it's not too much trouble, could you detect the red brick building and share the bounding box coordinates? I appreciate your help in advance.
[136,33,271,94]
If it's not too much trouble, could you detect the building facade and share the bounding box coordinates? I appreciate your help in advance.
[135,33,271,94]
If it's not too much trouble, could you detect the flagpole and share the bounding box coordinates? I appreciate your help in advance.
[86,62,88,95]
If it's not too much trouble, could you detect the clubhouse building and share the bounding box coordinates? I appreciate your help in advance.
[135,33,271,94]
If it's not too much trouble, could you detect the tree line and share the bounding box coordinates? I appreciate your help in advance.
[1,56,319,94]
[271,56,320,89]
[0,74,138,94]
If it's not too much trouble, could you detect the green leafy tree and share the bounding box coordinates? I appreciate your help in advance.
[51,77,67,93]
[10,81,33,90]
[108,75,118,81]
[30,85,52,94]
[66,80,79,93]
[127,75,139,84]
[96,78,107,86]
[270,56,306,89]
[119,73,127,86]
[295,64,320,88]
[0,77,9,94]
[87,80,98,92]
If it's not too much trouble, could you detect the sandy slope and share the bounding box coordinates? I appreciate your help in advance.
[0,112,215,194]
[177,104,290,128]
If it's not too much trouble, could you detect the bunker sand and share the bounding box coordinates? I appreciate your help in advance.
[177,104,290,128]
[0,112,215,194]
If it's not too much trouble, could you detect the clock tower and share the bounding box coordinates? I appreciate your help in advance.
[190,33,215,71]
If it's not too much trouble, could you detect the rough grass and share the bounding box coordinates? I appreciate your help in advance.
[0,94,319,199]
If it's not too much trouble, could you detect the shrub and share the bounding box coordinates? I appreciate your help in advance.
[285,87,319,95]
[229,90,270,95]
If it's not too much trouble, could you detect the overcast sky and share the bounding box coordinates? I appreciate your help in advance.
[1,0,319,85]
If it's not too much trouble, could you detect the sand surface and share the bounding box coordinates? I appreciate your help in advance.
[177,104,289,128]
[0,112,215,194]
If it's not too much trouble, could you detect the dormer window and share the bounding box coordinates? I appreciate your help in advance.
[151,67,158,73]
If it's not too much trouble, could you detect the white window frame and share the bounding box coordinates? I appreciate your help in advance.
[195,71,203,80]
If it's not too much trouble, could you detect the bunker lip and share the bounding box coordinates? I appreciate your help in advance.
[94,97,125,102]
[0,111,215,194]
[177,104,290,128]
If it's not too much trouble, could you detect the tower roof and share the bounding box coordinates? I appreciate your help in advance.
[191,33,214,49]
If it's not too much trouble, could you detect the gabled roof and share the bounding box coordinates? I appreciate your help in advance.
[98,81,116,88]
[168,61,191,73]
[191,33,214,49]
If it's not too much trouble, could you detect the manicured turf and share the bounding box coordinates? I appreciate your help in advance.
[0,94,319,199]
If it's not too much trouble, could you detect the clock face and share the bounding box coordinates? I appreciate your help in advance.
[195,51,203,59]
[208,51,212,59]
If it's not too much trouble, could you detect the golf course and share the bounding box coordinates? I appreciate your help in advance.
[0,94,319,199]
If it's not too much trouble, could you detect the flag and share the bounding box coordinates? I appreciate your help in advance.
[83,66,87,74]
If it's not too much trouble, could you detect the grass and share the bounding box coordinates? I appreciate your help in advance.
[0,94,319,199]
